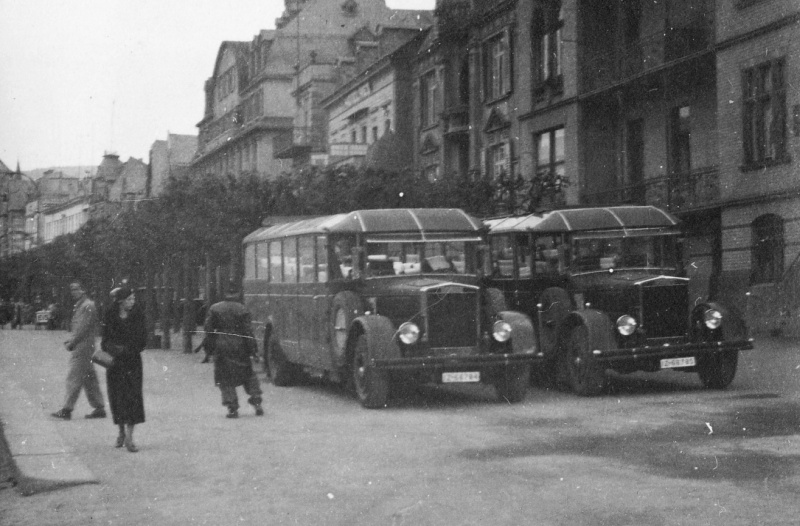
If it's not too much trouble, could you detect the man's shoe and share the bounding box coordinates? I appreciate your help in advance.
[85,408,106,419]
[226,408,239,419]
[254,406,264,416]
[51,409,72,420]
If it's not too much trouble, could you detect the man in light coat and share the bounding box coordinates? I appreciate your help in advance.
[51,281,106,420]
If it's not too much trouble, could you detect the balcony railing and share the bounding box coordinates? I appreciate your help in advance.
[581,16,714,94]
[442,104,469,136]
[582,166,720,213]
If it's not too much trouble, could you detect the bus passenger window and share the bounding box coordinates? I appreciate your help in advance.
[269,241,282,283]
[298,236,315,283]
[244,243,256,280]
[256,242,270,281]
[491,236,514,278]
[316,236,328,283]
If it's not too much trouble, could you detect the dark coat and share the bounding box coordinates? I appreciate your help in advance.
[204,300,257,387]
[102,304,147,425]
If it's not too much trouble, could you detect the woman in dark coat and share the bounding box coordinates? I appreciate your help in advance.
[101,286,147,452]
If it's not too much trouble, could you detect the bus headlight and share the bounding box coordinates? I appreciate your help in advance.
[704,309,723,330]
[616,315,638,336]
[397,322,420,344]
[493,320,513,342]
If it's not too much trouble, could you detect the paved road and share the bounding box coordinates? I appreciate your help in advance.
[1,327,799,525]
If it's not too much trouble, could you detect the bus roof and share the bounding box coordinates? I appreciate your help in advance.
[485,206,679,234]
[243,208,484,244]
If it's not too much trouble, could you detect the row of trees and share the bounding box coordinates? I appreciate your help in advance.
[0,165,563,346]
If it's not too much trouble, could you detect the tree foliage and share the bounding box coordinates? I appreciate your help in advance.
[0,166,525,304]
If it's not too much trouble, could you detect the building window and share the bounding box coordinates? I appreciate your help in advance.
[420,70,438,127]
[742,58,787,168]
[484,30,511,100]
[424,165,440,183]
[670,106,691,175]
[487,142,509,180]
[535,127,565,188]
[751,214,784,284]
[351,129,357,143]
[532,2,563,91]
[361,126,367,143]
[372,126,378,143]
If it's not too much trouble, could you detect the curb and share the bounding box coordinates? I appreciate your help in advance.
[0,372,98,496]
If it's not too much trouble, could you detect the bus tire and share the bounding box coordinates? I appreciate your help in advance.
[352,333,389,409]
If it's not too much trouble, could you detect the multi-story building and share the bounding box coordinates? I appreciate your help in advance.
[149,133,197,196]
[90,153,150,219]
[42,197,91,244]
[319,25,429,169]
[714,0,800,333]
[193,0,432,179]
[0,160,38,257]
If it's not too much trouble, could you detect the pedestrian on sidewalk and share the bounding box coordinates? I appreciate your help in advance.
[51,281,107,421]
[102,286,147,453]
[204,284,263,419]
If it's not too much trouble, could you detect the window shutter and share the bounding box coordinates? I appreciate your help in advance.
[741,69,752,164]
[507,29,514,96]
[504,140,513,177]
[772,58,787,158]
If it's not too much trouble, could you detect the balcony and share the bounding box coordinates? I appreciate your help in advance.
[582,166,720,213]
[581,16,714,95]
[275,126,323,159]
[442,104,469,136]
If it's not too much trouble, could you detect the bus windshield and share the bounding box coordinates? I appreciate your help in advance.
[570,235,679,274]
[363,240,476,276]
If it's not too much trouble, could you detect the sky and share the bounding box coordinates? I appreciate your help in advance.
[0,0,434,173]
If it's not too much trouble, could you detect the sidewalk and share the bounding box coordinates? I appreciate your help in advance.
[0,326,196,495]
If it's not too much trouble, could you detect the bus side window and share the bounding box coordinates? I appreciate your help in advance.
[270,240,282,283]
[256,242,270,281]
[298,236,315,283]
[244,243,256,280]
[316,236,328,283]
[491,236,514,278]
[284,238,298,283]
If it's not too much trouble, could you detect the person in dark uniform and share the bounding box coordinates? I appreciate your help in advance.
[101,286,147,452]
[204,285,263,418]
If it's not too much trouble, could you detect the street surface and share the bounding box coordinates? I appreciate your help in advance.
[1,328,799,525]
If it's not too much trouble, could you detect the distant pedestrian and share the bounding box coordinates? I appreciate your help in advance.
[204,285,263,418]
[101,286,147,452]
[51,281,106,421]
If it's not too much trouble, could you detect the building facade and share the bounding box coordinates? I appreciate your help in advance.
[149,133,198,196]
[193,0,432,179]
[42,197,91,244]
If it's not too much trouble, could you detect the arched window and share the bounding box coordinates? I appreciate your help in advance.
[751,214,784,284]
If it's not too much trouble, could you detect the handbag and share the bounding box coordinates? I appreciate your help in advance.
[92,343,125,368]
[91,348,115,368]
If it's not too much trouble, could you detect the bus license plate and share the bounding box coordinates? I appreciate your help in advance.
[660,357,696,369]
[442,372,480,383]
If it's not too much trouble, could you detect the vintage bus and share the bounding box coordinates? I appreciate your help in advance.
[484,206,754,396]
[242,208,542,408]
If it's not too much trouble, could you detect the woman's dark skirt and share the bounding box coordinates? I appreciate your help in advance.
[106,352,145,425]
